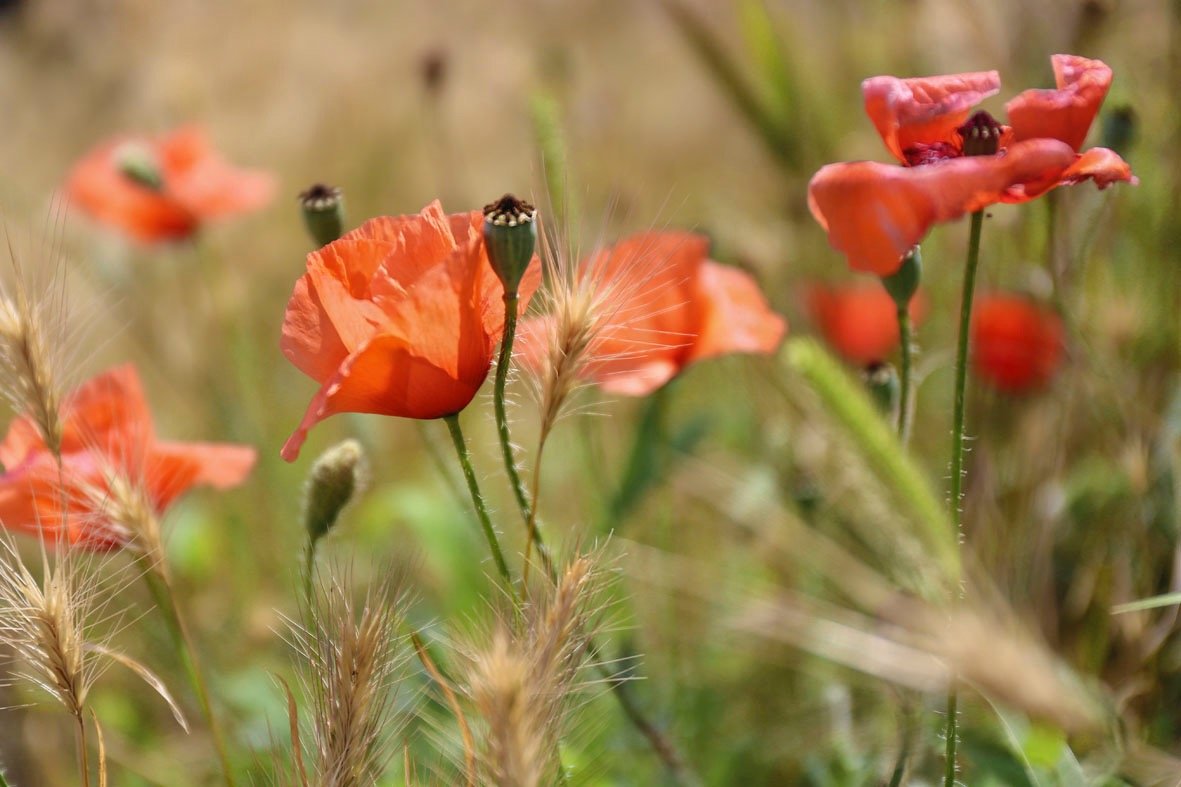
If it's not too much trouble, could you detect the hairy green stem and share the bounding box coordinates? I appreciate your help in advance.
[493,293,554,583]
[944,209,985,787]
[896,308,913,443]
[443,413,517,598]
[139,562,237,787]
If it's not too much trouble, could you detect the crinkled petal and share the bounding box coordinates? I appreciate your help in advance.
[808,139,1077,275]
[345,202,462,290]
[863,71,1001,163]
[281,334,486,461]
[1006,54,1112,151]
[688,261,786,363]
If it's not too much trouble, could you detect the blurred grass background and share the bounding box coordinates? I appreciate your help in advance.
[0,0,1178,784]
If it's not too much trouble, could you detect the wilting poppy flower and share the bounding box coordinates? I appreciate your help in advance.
[807,282,927,365]
[971,294,1064,393]
[65,126,275,243]
[280,201,542,461]
[0,365,257,550]
[809,55,1136,275]
[519,231,786,396]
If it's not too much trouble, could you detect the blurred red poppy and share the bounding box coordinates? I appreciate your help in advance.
[280,201,541,461]
[807,282,927,365]
[0,365,257,550]
[809,55,1135,275]
[519,231,786,396]
[971,294,1064,393]
[65,126,274,243]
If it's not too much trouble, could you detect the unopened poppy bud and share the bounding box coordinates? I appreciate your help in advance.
[863,361,899,417]
[880,246,922,312]
[302,438,367,545]
[299,184,345,248]
[482,194,537,296]
[114,143,163,191]
[1101,105,1137,157]
[957,111,1003,157]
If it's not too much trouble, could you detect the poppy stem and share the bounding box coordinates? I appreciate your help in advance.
[139,560,238,787]
[443,413,519,601]
[493,292,555,584]
[944,208,985,787]
[896,308,913,443]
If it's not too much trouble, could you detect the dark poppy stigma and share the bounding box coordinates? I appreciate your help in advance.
[957,110,1003,156]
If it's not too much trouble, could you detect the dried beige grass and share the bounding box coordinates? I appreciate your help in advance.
[461,556,602,787]
[282,569,413,787]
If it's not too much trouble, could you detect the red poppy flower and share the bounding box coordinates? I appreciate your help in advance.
[971,294,1064,393]
[518,231,786,396]
[807,282,927,365]
[64,126,275,243]
[809,55,1136,275]
[280,201,542,461]
[0,365,257,550]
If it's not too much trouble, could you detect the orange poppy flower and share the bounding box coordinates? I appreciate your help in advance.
[280,201,542,461]
[0,365,257,550]
[971,294,1064,394]
[518,231,786,396]
[65,126,275,243]
[809,55,1136,275]
[807,282,927,365]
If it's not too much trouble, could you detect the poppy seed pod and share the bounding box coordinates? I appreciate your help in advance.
[302,438,367,545]
[114,143,164,191]
[299,183,345,248]
[483,194,537,296]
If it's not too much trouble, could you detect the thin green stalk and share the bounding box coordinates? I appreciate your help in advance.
[896,308,913,443]
[139,562,237,787]
[887,703,915,787]
[75,711,91,787]
[443,413,517,599]
[944,209,985,787]
[493,293,554,584]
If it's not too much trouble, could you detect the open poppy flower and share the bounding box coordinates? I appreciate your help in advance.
[518,231,786,396]
[809,55,1136,275]
[65,126,275,243]
[0,365,257,550]
[971,294,1064,393]
[807,281,927,366]
[280,201,542,461]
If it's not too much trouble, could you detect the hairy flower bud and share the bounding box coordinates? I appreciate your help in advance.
[302,439,367,545]
[483,194,537,296]
[299,183,345,248]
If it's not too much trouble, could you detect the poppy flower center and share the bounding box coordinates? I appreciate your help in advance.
[483,193,535,227]
[957,110,1003,157]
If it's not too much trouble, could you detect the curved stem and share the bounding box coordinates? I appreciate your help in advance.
[896,308,913,443]
[944,209,985,787]
[75,711,91,787]
[493,292,554,583]
[140,562,237,787]
[443,413,518,599]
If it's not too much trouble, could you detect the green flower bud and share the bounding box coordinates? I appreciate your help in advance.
[299,183,345,248]
[881,246,922,312]
[482,194,537,296]
[302,438,367,546]
[115,142,164,191]
[863,361,899,418]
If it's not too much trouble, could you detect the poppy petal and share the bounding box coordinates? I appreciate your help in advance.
[862,71,1001,163]
[688,261,786,363]
[147,441,257,510]
[161,127,275,218]
[971,294,1064,393]
[808,139,1077,275]
[1059,146,1137,188]
[1006,54,1112,151]
[280,334,487,461]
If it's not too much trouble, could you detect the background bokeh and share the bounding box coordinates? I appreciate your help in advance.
[0,0,1177,784]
